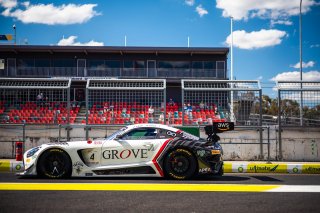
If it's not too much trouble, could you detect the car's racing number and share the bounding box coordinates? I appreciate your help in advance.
[81,149,99,166]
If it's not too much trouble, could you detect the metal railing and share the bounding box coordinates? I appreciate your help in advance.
[12,67,226,79]
[0,123,271,161]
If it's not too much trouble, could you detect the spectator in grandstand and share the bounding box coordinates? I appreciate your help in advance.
[168,98,175,106]
[36,93,43,106]
[44,96,50,107]
[183,103,188,113]
[53,110,59,124]
[130,116,135,124]
[199,101,205,110]
[103,103,109,113]
[158,112,164,124]
[148,105,154,117]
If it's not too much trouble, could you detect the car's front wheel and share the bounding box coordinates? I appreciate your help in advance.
[164,148,197,180]
[37,149,72,179]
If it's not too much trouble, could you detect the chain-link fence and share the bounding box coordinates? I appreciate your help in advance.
[0,78,72,125]
[277,81,320,127]
[277,81,320,160]
[85,79,166,126]
[182,80,262,126]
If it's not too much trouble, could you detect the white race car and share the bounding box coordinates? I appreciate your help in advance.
[21,123,232,180]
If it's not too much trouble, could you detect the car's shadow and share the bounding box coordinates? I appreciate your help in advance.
[18,174,250,182]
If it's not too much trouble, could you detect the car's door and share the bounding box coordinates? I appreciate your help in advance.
[100,127,170,166]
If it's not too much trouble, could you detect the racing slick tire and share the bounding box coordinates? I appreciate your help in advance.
[217,163,224,176]
[37,148,72,179]
[164,148,197,180]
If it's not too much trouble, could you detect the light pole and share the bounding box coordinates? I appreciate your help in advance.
[230,16,235,122]
[13,24,16,45]
[299,0,303,126]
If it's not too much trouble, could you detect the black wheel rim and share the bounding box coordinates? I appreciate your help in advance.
[43,153,66,177]
[169,154,190,174]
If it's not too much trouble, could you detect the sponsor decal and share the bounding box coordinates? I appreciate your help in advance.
[15,164,21,171]
[73,161,84,175]
[292,167,299,173]
[247,164,287,173]
[211,150,221,155]
[85,173,93,177]
[302,165,320,174]
[238,167,244,173]
[166,131,177,137]
[26,158,31,163]
[217,122,230,131]
[197,150,206,157]
[94,141,103,145]
[102,149,148,160]
[169,172,185,180]
[199,167,211,173]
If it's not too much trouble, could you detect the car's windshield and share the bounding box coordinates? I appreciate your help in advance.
[105,127,127,140]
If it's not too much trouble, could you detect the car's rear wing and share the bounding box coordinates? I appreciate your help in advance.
[204,122,234,135]
[204,122,234,143]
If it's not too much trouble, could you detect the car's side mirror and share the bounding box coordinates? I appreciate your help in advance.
[115,135,122,140]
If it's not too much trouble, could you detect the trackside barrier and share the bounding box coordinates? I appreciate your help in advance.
[224,162,320,174]
[0,160,24,172]
[1,159,319,174]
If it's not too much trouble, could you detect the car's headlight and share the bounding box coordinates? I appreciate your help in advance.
[26,147,40,158]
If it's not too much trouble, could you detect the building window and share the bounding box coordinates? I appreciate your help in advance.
[158,61,190,69]
[216,61,225,78]
[204,61,215,70]
[88,60,105,69]
[35,59,50,67]
[192,61,203,69]
[105,60,120,69]
[18,58,34,68]
[53,59,76,67]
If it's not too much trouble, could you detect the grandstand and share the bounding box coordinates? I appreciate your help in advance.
[0,45,262,126]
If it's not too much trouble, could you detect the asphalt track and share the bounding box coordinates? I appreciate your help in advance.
[0,173,320,213]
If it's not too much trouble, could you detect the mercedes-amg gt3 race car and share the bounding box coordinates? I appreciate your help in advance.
[20,123,233,180]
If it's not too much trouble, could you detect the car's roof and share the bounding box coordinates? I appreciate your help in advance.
[125,124,180,132]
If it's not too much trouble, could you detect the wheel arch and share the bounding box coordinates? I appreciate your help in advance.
[36,147,73,176]
[161,145,199,177]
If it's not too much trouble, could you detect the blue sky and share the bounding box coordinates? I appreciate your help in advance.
[0,0,320,96]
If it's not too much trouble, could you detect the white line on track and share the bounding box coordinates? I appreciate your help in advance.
[268,185,320,193]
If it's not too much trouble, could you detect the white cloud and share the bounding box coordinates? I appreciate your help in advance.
[225,29,287,49]
[271,71,320,82]
[195,4,208,17]
[185,0,195,6]
[216,0,319,21]
[57,36,104,46]
[257,76,263,80]
[0,0,17,9]
[290,61,315,69]
[310,44,320,48]
[270,19,293,26]
[1,2,99,25]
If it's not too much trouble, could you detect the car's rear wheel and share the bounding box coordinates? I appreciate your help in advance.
[37,149,72,179]
[164,149,197,180]
[217,163,224,176]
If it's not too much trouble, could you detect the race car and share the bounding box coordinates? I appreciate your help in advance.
[20,123,233,180]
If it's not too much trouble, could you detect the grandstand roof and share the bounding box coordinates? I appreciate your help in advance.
[0,78,71,89]
[0,45,229,55]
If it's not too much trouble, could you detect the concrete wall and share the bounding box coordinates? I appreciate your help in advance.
[0,125,319,161]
